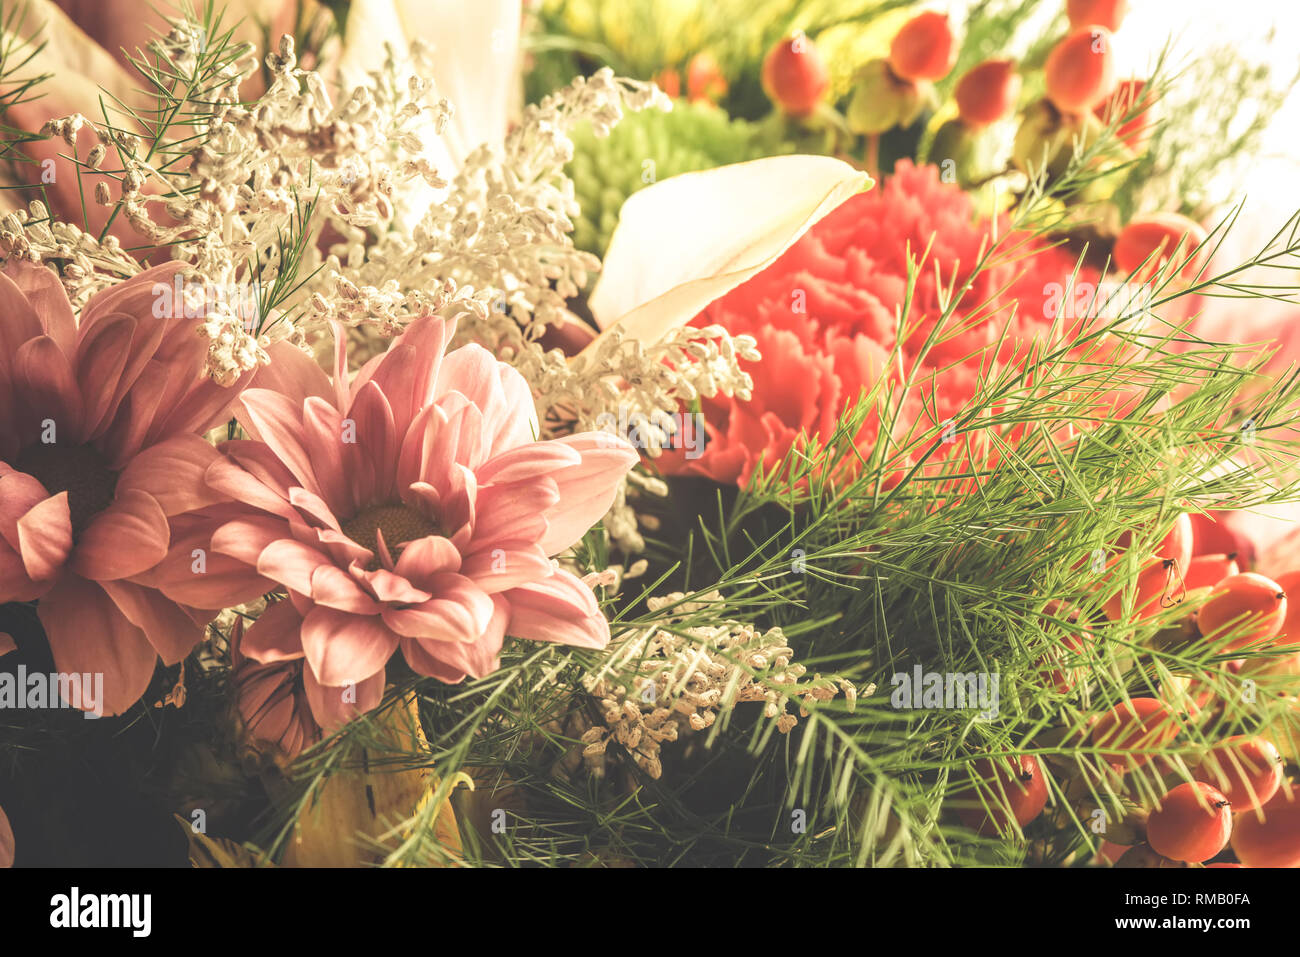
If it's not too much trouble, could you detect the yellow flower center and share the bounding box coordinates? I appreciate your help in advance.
[340,503,441,567]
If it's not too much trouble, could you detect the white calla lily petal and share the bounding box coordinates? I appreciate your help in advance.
[585,155,872,348]
[339,0,521,175]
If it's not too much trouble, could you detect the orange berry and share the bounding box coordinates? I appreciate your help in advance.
[957,754,1049,835]
[1198,736,1283,811]
[1231,787,1300,867]
[1067,0,1131,32]
[762,35,830,116]
[888,11,956,82]
[685,52,727,104]
[652,67,681,100]
[1197,572,1287,651]
[1114,212,1209,281]
[1117,513,1192,571]
[1147,782,1233,863]
[1091,697,1179,765]
[1184,553,1240,591]
[1044,26,1116,114]
[1102,557,1181,622]
[955,59,1022,127]
[1272,570,1300,646]
[1190,511,1256,568]
[1094,79,1152,150]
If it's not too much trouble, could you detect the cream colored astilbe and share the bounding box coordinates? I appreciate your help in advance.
[558,592,866,781]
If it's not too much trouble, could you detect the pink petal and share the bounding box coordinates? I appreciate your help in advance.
[392,535,462,589]
[149,368,254,444]
[300,396,354,515]
[0,268,45,365]
[400,480,441,517]
[381,573,494,643]
[0,269,46,418]
[459,543,553,594]
[205,450,300,522]
[70,488,169,581]
[436,343,539,457]
[211,515,287,564]
[143,512,274,609]
[348,380,399,502]
[313,527,375,569]
[0,801,13,868]
[100,317,170,436]
[470,479,559,547]
[420,400,485,495]
[37,575,157,716]
[0,461,52,551]
[95,360,177,467]
[374,528,396,571]
[0,539,46,602]
[302,665,385,732]
[235,389,324,498]
[401,594,509,682]
[352,564,433,604]
[441,463,477,548]
[16,493,73,582]
[249,338,333,406]
[240,599,306,664]
[287,486,342,531]
[77,263,184,345]
[476,442,581,485]
[99,578,206,664]
[15,335,84,444]
[299,606,398,686]
[310,563,382,615]
[353,316,450,434]
[74,315,136,439]
[256,538,332,595]
[115,434,226,516]
[4,259,76,356]
[395,404,440,493]
[537,433,638,556]
[504,568,610,649]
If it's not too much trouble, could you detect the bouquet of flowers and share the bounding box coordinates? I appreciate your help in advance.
[2,0,1300,872]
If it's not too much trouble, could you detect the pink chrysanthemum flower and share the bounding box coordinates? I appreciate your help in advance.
[0,261,252,714]
[150,316,637,731]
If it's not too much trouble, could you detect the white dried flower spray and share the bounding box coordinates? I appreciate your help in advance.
[560,592,865,781]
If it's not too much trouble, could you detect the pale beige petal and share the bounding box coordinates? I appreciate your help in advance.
[338,0,521,173]
[584,155,872,348]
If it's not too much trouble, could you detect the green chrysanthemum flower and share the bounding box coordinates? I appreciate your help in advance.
[567,101,791,257]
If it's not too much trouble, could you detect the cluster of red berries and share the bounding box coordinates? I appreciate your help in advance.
[761,10,958,121]
[956,511,1300,866]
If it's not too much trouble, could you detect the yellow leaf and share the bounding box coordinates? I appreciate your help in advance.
[281,696,465,867]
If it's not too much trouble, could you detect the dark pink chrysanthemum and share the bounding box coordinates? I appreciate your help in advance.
[146,315,637,731]
[0,261,253,714]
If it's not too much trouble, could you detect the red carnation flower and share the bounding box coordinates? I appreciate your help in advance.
[659,160,1097,487]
